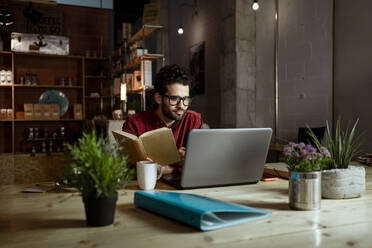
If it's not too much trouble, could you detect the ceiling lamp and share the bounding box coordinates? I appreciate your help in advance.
[252,0,259,11]
[177,25,184,35]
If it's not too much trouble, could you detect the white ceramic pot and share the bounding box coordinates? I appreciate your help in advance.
[322,165,365,199]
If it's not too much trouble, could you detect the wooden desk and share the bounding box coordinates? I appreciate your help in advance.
[1,164,372,248]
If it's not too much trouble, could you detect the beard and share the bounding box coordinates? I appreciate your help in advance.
[161,104,186,121]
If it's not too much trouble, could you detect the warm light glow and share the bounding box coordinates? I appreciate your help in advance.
[120,83,126,101]
[252,0,259,11]
[178,26,184,35]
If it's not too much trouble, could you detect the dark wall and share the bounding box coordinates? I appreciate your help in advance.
[334,0,372,153]
[168,0,221,128]
[1,2,112,56]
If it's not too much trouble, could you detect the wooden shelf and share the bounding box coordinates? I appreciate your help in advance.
[13,52,83,60]
[1,38,111,155]
[0,152,13,156]
[84,57,108,60]
[0,51,12,55]
[85,96,112,99]
[84,75,106,79]
[125,54,164,70]
[127,86,154,94]
[113,54,164,76]
[14,119,83,122]
[127,24,164,45]
[13,152,65,156]
[26,137,69,141]
[14,84,83,89]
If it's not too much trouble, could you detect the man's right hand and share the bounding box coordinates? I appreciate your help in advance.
[178,147,186,165]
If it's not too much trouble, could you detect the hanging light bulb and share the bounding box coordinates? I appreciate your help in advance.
[177,25,184,35]
[252,0,259,11]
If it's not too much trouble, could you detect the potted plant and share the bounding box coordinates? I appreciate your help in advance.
[307,118,365,199]
[282,142,332,210]
[64,131,134,226]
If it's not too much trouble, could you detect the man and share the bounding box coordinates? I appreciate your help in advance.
[122,64,203,174]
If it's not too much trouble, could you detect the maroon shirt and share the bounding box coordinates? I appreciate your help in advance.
[122,108,203,148]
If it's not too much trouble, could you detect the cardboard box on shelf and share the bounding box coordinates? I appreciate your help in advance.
[74,104,82,120]
[0,109,6,120]
[50,104,60,120]
[23,104,34,120]
[16,111,24,120]
[142,2,160,25]
[141,60,152,87]
[33,104,42,120]
[122,23,131,40]
[40,104,51,120]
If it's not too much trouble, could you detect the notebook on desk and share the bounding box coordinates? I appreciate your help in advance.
[162,128,272,189]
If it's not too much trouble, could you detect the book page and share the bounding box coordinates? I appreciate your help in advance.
[112,130,147,163]
[139,127,180,166]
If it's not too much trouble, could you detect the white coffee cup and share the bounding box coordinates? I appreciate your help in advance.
[136,161,164,190]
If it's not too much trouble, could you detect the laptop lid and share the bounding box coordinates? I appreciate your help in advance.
[180,128,272,189]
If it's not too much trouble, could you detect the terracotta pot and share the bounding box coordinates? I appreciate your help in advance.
[322,165,365,199]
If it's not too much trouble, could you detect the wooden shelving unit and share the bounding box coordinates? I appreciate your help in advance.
[14,119,83,122]
[84,75,106,79]
[114,24,165,111]
[83,56,112,119]
[0,51,112,155]
[14,84,83,89]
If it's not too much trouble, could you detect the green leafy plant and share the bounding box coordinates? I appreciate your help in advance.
[281,142,333,172]
[307,118,363,169]
[64,130,134,198]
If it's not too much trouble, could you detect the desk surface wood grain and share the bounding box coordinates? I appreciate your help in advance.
[1,163,372,248]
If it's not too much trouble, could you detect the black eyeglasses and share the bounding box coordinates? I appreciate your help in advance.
[163,95,193,106]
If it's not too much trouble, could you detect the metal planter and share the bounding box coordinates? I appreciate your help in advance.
[289,171,321,210]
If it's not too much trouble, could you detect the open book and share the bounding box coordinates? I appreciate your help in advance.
[112,127,180,166]
[134,191,271,231]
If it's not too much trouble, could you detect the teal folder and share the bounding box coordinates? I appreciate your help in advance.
[134,191,271,231]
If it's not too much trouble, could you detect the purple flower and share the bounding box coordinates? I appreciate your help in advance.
[323,151,331,158]
[299,149,308,157]
[316,153,324,158]
[283,150,293,157]
[305,144,313,150]
[320,146,328,153]
[289,142,296,147]
[305,144,316,154]
[298,142,306,149]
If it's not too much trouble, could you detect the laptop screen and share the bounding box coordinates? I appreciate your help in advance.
[167,128,272,189]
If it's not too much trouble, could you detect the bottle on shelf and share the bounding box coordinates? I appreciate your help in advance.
[42,142,46,153]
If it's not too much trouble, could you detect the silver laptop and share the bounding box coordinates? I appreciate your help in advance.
[162,128,272,189]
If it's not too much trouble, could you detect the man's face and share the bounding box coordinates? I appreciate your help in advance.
[160,83,190,121]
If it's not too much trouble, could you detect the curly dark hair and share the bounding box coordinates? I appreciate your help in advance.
[154,64,192,96]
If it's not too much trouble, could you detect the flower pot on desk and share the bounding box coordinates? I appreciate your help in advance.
[83,195,118,227]
[322,165,365,199]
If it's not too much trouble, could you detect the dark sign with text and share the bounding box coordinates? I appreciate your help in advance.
[31,14,63,35]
